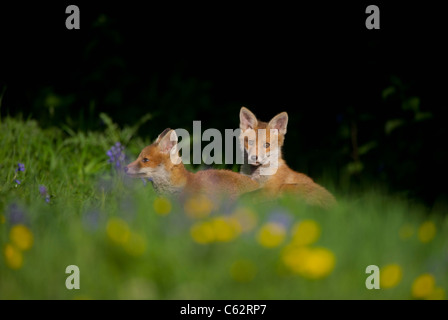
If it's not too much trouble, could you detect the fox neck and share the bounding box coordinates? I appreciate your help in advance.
[241,151,286,185]
[150,162,190,195]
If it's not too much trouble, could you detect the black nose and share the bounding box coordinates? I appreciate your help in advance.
[124,166,128,173]
[250,155,258,161]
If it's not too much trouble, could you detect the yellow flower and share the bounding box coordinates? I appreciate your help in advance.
[257,222,286,248]
[210,217,240,242]
[184,195,214,219]
[399,224,414,240]
[425,287,445,300]
[282,245,335,279]
[10,224,34,251]
[231,207,257,232]
[282,245,311,274]
[412,273,436,299]
[4,243,23,270]
[291,220,321,246]
[230,260,257,283]
[301,247,335,279]
[380,264,403,289]
[191,221,215,244]
[106,218,130,245]
[418,221,436,243]
[124,233,147,257]
[153,197,172,215]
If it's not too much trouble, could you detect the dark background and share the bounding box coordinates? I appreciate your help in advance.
[1,2,447,206]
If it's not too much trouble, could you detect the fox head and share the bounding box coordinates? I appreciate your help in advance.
[239,107,288,168]
[124,128,181,181]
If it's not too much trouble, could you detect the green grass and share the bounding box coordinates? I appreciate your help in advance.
[0,115,447,300]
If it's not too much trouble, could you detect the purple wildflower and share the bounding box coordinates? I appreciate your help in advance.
[15,163,25,172]
[107,142,126,170]
[39,185,50,203]
[7,203,28,225]
[268,209,293,229]
[13,163,25,185]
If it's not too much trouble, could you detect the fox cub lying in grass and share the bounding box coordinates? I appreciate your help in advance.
[125,128,259,200]
[239,107,336,209]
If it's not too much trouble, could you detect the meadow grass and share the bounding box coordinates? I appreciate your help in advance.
[0,115,447,300]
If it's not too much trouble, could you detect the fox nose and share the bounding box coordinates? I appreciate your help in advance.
[250,155,258,161]
[123,166,128,173]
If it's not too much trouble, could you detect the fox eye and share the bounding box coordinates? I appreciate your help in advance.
[248,140,255,146]
[142,158,149,163]
[264,143,270,148]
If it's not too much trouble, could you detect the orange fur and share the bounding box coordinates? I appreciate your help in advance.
[239,107,337,209]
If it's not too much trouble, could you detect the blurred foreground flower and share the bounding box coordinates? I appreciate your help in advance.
[10,225,34,251]
[4,244,23,270]
[106,218,146,256]
[123,233,147,257]
[107,142,126,170]
[257,222,286,248]
[418,221,436,243]
[184,194,213,219]
[380,264,402,289]
[191,221,214,244]
[282,246,335,279]
[231,207,257,233]
[39,185,51,203]
[412,273,436,299]
[190,216,241,244]
[7,203,28,225]
[268,210,292,229]
[210,217,241,242]
[153,197,172,215]
[291,219,321,246]
[106,218,130,245]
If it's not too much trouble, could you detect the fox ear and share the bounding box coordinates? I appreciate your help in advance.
[240,107,258,131]
[156,128,172,143]
[269,112,288,135]
[158,129,178,153]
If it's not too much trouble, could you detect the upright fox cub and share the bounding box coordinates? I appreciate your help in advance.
[239,107,336,208]
[125,128,259,199]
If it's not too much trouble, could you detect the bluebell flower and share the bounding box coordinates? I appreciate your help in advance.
[15,179,21,185]
[39,185,47,196]
[39,185,50,203]
[16,163,25,172]
[107,142,126,170]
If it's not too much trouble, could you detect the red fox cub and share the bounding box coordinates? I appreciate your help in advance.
[239,107,336,208]
[125,128,259,200]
